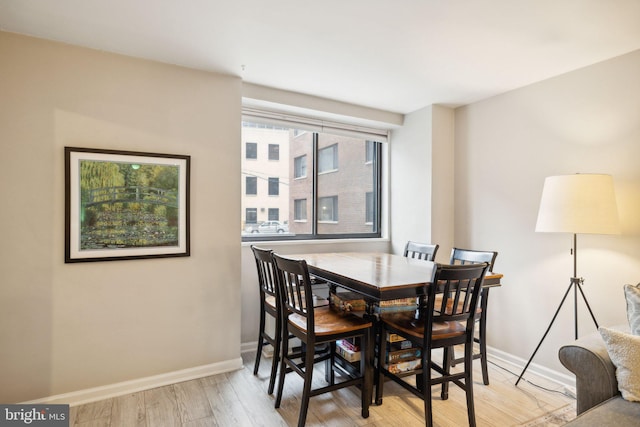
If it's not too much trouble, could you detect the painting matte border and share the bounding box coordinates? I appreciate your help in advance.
[65,147,190,263]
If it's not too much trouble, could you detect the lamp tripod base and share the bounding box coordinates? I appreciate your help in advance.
[515,277,599,386]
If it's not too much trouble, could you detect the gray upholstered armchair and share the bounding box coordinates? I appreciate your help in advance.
[559,325,640,425]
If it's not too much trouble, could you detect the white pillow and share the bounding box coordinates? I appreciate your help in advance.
[599,326,640,402]
[624,283,640,335]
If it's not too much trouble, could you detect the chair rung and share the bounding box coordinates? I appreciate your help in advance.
[309,377,363,397]
[429,372,466,386]
[452,352,482,365]
[379,368,425,399]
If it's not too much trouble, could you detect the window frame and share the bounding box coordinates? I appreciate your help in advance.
[365,191,374,224]
[268,143,280,161]
[318,195,338,222]
[241,115,384,242]
[268,177,279,196]
[245,208,257,224]
[318,143,338,174]
[268,208,279,221]
[294,155,307,179]
[245,142,257,160]
[365,140,375,164]
[245,176,257,196]
[294,198,307,221]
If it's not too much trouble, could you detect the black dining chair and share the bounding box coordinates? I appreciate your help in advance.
[272,253,374,427]
[250,245,283,395]
[252,245,332,399]
[404,241,439,261]
[376,262,489,427]
[448,247,498,385]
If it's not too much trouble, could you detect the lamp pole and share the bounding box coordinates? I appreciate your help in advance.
[515,233,598,386]
[570,233,599,336]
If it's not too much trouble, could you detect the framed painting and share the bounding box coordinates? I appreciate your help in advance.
[65,147,190,262]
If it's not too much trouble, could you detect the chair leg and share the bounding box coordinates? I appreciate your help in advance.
[297,345,316,427]
[361,326,373,417]
[328,342,336,385]
[375,328,387,405]
[465,341,477,427]
[268,313,282,395]
[254,311,266,375]
[448,345,456,367]
[441,346,450,400]
[479,289,490,385]
[423,353,434,427]
[274,325,289,409]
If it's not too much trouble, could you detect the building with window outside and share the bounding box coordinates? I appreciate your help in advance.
[241,122,378,237]
[241,123,290,234]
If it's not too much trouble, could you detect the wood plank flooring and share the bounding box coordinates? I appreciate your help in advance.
[68,349,575,426]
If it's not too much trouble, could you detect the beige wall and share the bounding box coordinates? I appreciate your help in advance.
[3,28,640,404]
[389,107,435,256]
[0,32,242,403]
[454,49,640,376]
[388,105,456,262]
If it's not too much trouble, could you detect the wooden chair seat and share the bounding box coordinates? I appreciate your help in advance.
[289,306,372,336]
[265,295,277,310]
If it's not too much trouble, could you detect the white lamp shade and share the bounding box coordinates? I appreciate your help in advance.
[535,174,620,234]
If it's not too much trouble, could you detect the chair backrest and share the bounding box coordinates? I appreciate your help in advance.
[428,263,489,328]
[251,245,278,300]
[272,253,315,329]
[450,247,498,271]
[404,241,439,261]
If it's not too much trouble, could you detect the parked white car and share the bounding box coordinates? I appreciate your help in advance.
[257,220,289,234]
[244,223,260,233]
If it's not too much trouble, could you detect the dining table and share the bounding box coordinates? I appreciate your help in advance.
[287,251,504,407]
[291,251,503,307]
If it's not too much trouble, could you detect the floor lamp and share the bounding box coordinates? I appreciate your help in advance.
[515,173,620,386]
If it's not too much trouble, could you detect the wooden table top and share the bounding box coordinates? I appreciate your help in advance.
[289,252,503,302]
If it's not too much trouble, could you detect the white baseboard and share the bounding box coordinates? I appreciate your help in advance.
[488,346,576,389]
[241,339,301,356]
[47,341,570,408]
[23,358,244,407]
[241,340,257,354]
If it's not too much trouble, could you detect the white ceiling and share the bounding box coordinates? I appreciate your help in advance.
[2,0,640,114]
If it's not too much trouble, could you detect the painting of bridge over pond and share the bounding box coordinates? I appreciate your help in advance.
[65,148,190,262]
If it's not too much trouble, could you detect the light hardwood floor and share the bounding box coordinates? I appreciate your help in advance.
[68,350,575,426]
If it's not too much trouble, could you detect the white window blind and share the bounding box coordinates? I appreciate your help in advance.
[242,107,390,143]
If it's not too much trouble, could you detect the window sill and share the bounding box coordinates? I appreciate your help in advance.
[241,236,389,247]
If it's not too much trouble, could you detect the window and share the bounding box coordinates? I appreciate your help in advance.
[318,196,338,222]
[246,142,257,160]
[245,176,257,195]
[268,144,280,161]
[365,192,374,224]
[318,144,338,173]
[365,141,375,163]
[241,117,383,240]
[246,208,257,223]
[294,155,307,178]
[294,199,307,221]
[268,177,279,196]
